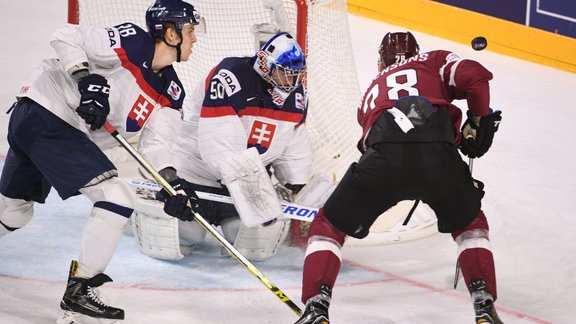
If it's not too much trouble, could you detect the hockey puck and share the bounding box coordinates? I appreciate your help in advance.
[471,36,487,51]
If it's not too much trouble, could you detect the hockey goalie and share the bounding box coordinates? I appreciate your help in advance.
[131,32,333,261]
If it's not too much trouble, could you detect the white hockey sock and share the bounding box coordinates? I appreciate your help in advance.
[0,194,34,236]
[77,205,129,278]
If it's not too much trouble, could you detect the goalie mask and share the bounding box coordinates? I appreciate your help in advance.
[378,31,419,71]
[254,32,306,93]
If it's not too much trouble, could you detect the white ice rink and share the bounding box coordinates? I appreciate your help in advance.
[1,1,575,323]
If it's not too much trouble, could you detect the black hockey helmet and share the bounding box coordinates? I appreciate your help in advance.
[146,0,205,39]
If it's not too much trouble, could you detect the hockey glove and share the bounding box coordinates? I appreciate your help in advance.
[460,110,502,158]
[156,168,201,221]
[76,74,111,131]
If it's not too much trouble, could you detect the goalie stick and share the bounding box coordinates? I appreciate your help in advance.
[129,179,319,222]
[103,122,302,316]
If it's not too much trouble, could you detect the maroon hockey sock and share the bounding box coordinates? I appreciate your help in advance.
[452,211,498,300]
[459,248,497,300]
[301,208,346,303]
[301,249,341,303]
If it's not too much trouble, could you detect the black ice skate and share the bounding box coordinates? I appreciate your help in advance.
[294,285,331,324]
[59,260,124,322]
[470,279,504,324]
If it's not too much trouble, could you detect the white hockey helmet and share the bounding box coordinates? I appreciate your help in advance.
[253,32,306,93]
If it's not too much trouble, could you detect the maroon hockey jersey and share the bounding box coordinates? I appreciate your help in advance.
[357,50,493,153]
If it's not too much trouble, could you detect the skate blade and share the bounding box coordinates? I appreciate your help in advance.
[57,310,121,324]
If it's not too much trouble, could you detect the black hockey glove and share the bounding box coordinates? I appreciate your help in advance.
[76,74,111,131]
[156,168,201,221]
[460,110,502,158]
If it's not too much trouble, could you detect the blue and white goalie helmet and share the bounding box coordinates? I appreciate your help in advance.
[146,0,206,39]
[254,32,306,93]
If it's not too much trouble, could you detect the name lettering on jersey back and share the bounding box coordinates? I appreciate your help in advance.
[382,53,429,74]
[248,120,277,154]
[126,95,153,132]
[214,69,241,97]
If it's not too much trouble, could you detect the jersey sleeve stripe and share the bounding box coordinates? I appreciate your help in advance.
[447,59,464,87]
[240,107,304,123]
[200,105,237,118]
[113,47,172,107]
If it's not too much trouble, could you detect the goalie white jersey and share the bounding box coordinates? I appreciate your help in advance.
[159,56,312,187]
[15,23,185,155]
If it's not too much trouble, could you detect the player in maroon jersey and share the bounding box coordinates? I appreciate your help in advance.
[294,32,503,324]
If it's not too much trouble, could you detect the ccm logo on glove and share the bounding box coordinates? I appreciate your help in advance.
[76,74,111,131]
[86,84,111,93]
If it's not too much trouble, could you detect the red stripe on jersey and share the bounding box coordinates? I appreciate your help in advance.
[113,48,172,107]
[200,105,237,117]
[240,106,303,123]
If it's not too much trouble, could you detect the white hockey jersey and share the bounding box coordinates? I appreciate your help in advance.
[16,23,185,163]
[150,56,312,187]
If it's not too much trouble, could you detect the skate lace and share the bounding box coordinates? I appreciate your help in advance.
[87,287,110,307]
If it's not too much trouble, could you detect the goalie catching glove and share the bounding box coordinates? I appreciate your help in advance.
[156,168,201,221]
[460,110,502,158]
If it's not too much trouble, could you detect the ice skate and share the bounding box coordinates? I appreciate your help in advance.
[58,261,124,323]
[294,285,331,324]
[470,279,504,324]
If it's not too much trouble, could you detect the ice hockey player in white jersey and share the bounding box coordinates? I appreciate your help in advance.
[0,0,205,322]
[136,32,312,260]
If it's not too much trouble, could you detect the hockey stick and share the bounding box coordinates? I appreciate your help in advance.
[453,157,474,289]
[103,122,302,316]
[129,179,319,222]
[401,199,420,226]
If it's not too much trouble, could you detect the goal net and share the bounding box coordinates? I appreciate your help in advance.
[69,0,437,246]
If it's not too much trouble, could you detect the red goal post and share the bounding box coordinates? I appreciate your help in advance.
[67,0,438,246]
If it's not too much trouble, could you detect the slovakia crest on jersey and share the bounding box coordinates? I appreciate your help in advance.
[247,120,277,154]
[126,95,154,132]
[167,81,182,101]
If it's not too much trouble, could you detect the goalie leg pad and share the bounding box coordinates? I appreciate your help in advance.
[219,147,282,227]
[178,219,207,247]
[221,216,242,243]
[233,218,291,260]
[131,191,184,261]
